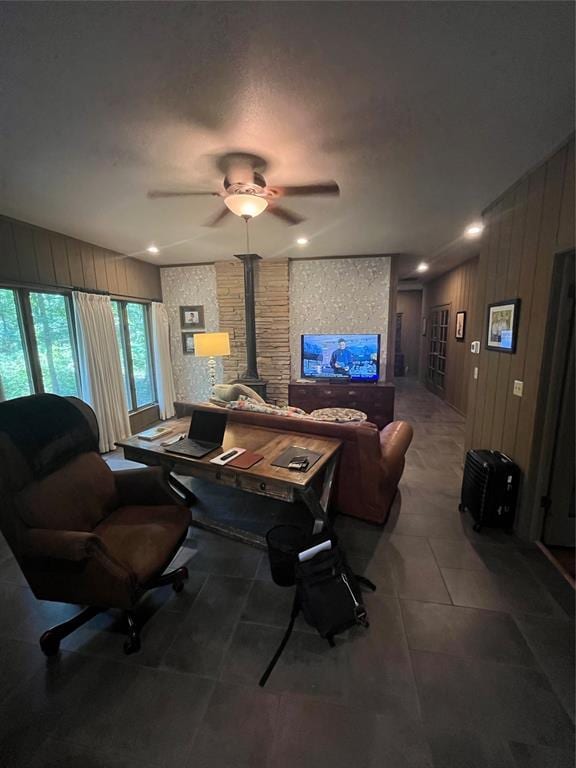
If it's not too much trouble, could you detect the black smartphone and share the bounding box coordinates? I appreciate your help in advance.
[288,455,309,471]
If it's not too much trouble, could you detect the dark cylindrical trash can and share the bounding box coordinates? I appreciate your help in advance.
[266,525,308,586]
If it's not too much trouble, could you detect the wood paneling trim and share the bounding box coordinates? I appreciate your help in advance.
[514,144,568,472]
[0,218,19,281]
[557,139,575,251]
[0,215,162,301]
[465,134,575,540]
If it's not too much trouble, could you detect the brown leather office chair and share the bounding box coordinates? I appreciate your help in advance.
[0,393,191,656]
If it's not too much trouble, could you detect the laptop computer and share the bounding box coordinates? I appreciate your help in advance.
[165,410,228,459]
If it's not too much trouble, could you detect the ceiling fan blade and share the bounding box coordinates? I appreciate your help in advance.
[267,205,305,226]
[203,206,232,227]
[148,190,220,198]
[272,181,340,197]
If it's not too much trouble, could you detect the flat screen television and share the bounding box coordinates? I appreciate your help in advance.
[301,333,380,381]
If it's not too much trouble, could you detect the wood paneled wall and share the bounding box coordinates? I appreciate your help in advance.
[396,290,422,377]
[0,215,162,301]
[420,257,478,415]
[465,135,575,538]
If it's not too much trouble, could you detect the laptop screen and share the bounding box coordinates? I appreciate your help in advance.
[188,410,227,445]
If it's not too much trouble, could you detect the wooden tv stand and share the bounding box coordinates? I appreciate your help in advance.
[289,380,395,429]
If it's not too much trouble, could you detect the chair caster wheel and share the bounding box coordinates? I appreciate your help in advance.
[123,636,141,655]
[40,634,61,657]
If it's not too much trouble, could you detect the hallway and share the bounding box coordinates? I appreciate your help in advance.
[0,381,573,768]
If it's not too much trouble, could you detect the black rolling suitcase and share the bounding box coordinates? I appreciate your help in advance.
[459,450,520,532]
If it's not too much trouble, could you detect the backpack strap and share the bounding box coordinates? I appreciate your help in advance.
[355,575,376,592]
[259,590,300,688]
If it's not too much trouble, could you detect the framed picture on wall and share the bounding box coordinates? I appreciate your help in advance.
[486,299,521,353]
[455,311,466,340]
[180,305,204,330]
[181,331,202,355]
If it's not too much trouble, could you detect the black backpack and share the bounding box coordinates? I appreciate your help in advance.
[259,536,375,687]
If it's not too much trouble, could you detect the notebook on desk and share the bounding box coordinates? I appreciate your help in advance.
[227,451,264,469]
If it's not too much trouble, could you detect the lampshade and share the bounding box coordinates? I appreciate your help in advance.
[194,332,231,357]
[224,193,268,218]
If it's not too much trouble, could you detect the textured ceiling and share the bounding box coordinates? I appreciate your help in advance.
[0,2,574,278]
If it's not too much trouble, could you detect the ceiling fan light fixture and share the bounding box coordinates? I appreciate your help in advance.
[224,193,268,218]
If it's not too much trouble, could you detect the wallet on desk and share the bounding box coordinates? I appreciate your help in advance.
[227,451,264,469]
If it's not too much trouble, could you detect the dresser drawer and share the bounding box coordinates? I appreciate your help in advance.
[228,472,294,502]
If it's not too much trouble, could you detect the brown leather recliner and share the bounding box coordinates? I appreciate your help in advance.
[174,401,413,525]
[0,394,191,656]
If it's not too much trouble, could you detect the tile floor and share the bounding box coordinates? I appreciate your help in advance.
[0,379,573,767]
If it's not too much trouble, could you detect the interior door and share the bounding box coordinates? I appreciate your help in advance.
[543,254,575,546]
[427,304,449,397]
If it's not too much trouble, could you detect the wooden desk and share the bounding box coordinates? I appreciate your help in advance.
[116,418,342,549]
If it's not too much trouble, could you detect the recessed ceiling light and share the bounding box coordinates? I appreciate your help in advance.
[464,222,484,238]
[146,245,159,255]
[416,262,429,273]
[296,237,309,246]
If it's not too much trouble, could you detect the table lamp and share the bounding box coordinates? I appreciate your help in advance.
[194,332,231,389]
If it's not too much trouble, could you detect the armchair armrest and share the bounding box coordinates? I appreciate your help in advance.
[113,466,183,507]
[379,421,413,462]
[21,529,103,561]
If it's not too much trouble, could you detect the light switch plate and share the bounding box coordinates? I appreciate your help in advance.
[513,380,523,397]
[470,341,480,354]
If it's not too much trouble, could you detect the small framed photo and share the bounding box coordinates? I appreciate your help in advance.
[182,332,199,355]
[455,311,466,341]
[421,317,427,336]
[486,299,521,353]
[180,305,204,330]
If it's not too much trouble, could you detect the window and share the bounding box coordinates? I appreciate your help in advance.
[112,300,156,411]
[29,292,80,397]
[0,288,33,400]
[0,287,79,401]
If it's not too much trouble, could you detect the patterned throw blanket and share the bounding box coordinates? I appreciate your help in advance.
[225,397,367,424]
[226,396,309,418]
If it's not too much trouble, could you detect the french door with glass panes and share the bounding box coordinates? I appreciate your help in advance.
[427,304,449,396]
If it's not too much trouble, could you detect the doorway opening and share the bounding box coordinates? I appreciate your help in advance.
[534,250,575,584]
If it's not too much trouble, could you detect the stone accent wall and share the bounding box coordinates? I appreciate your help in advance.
[255,259,291,404]
[289,257,391,380]
[215,260,246,386]
[215,258,290,404]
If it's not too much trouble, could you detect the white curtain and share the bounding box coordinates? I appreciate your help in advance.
[73,292,131,452]
[150,302,176,419]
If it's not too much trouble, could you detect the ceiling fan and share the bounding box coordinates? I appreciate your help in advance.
[147,152,340,227]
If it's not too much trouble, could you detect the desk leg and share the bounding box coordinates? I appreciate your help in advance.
[298,452,339,534]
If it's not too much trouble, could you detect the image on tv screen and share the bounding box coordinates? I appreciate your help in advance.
[301,334,380,380]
